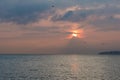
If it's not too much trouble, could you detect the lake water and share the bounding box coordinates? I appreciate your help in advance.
[0,54,120,80]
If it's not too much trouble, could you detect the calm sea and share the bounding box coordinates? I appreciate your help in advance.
[0,54,120,80]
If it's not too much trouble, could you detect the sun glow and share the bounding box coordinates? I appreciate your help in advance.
[72,32,78,37]
[67,29,84,39]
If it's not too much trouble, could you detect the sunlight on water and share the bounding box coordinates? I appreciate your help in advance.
[69,55,79,75]
[0,55,120,80]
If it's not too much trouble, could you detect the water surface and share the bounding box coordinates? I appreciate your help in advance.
[0,54,120,80]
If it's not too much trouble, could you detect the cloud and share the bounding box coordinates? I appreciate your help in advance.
[0,0,51,24]
[52,9,95,22]
[51,5,120,32]
[0,0,120,25]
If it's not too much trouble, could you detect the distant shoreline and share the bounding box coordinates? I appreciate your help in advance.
[99,51,120,55]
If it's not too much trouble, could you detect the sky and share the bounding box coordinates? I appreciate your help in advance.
[0,0,120,54]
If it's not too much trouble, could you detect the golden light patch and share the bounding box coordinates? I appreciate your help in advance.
[72,33,77,37]
[67,29,84,39]
[72,31,78,37]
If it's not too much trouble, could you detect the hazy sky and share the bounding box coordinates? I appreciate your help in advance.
[0,0,120,54]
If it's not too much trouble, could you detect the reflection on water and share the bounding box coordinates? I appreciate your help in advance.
[70,55,79,75]
[0,55,120,80]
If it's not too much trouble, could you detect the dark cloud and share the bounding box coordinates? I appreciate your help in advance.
[0,0,51,24]
[0,0,120,24]
[60,11,74,20]
[52,9,95,22]
[52,5,120,22]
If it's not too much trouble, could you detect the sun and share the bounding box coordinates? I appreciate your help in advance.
[72,31,78,38]
[67,29,84,39]
[72,33,77,37]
